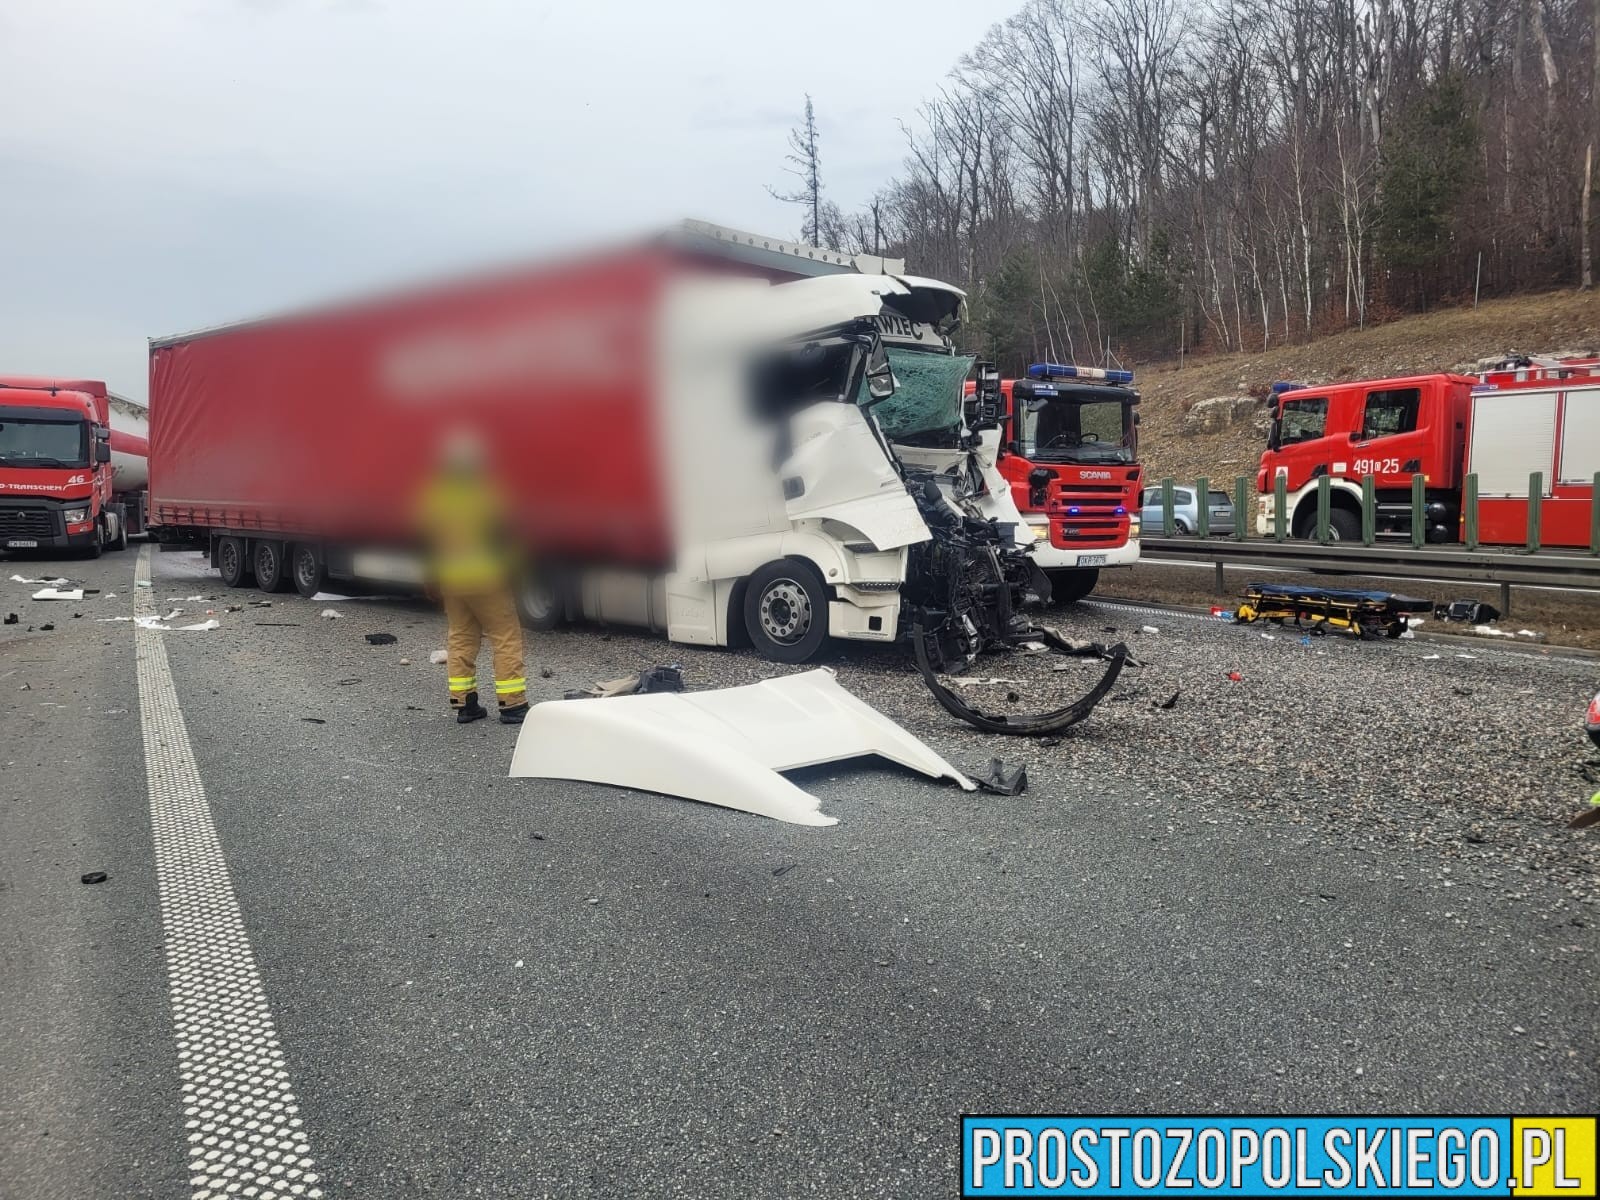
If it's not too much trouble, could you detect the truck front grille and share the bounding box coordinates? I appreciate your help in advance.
[0,508,55,538]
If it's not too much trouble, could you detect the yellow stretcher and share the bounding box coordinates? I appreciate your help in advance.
[1234,582,1432,640]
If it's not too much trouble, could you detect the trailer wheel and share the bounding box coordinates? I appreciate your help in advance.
[253,540,291,592]
[1046,568,1099,605]
[744,558,829,664]
[517,569,564,631]
[218,536,252,588]
[291,544,325,599]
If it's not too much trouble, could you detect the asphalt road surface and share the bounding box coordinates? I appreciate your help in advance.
[3,544,1596,1199]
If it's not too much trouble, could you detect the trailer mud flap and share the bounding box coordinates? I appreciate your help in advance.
[508,667,976,826]
[912,625,1128,736]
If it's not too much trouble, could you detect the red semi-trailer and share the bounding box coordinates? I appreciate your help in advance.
[147,223,1062,669]
[0,376,148,556]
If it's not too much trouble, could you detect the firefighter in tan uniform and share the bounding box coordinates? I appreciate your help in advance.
[416,433,529,725]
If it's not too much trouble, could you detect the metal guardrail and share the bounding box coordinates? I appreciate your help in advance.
[1137,472,1600,613]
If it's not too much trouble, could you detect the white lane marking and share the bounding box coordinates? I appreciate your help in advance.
[134,546,325,1200]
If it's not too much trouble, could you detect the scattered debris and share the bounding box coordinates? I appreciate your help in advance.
[18,682,30,691]
[913,629,1128,737]
[1156,691,1180,710]
[254,622,300,627]
[364,632,398,645]
[1422,654,1442,660]
[1225,671,1243,682]
[337,677,361,686]
[1516,629,1540,638]
[102,592,115,600]
[969,758,1028,795]
[398,657,411,665]
[1260,633,1276,641]
[564,665,684,700]
[247,599,272,607]
[1473,624,1514,638]
[226,604,244,612]
[3,613,15,625]
[772,863,796,877]
[511,667,976,826]
[80,871,108,885]
[320,608,342,619]
[162,608,183,621]
[429,649,448,664]
[134,616,221,632]
[1018,640,1048,654]
[1141,625,1161,634]
[38,622,54,631]
[538,666,554,678]
[302,717,326,723]
[32,587,84,601]
[135,580,151,588]
[10,573,68,586]
[944,676,1024,689]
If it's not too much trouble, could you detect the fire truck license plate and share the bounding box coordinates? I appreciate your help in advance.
[6,539,38,548]
[1078,554,1107,566]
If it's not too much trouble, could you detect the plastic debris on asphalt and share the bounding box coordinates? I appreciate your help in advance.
[1474,624,1514,638]
[969,758,1028,795]
[320,608,342,619]
[32,587,84,601]
[135,616,221,632]
[429,649,448,664]
[1141,625,1160,634]
[10,574,68,586]
[364,632,398,645]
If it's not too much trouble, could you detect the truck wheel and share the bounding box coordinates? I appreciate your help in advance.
[517,569,564,631]
[218,536,252,588]
[83,525,104,560]
[112,511,129,552]
[253,540,291,592]
[1327,509,1361,541]
[744,558,829,664]
[291,544,325,599]
[1047,568,1099,605]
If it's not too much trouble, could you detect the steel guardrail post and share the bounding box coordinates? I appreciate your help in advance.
[1465,473,1479,550]
[1361,474,1376,545]
[1410,474,1425,549]
[1197,476,1210,538]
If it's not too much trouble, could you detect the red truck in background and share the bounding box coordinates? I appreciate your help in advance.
[966,363,1142,603]
[0,376,148,556]
[1257,359,1600,547]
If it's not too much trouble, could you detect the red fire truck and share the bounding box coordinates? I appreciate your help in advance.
[1257,360,1600,547]
[966,363,1142,602]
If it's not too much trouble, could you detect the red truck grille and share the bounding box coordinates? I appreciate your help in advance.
[1047,483,1135,549]
[0,508,55,538]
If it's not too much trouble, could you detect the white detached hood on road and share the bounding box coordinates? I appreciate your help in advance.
[507,668,975,826]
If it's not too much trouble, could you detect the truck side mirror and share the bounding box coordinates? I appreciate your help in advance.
[1267,418,1282,451]
[95,443,112,464]
[864,340,895,401]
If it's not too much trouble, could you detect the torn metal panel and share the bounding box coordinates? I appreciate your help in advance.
[32,587,84,601]
[508,667,975,826]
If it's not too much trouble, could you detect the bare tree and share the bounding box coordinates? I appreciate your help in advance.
[768,95,825,245]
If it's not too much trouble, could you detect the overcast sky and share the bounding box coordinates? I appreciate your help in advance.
[0,0,1014,403]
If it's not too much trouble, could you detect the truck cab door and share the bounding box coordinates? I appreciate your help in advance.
[1348,384,1426,487]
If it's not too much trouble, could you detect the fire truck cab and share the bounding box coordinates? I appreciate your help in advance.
[970,363,1142,603]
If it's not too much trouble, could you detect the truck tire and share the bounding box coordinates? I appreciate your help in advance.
[1327,508,1361,541]
[83,524,104,560]
[291,544,325,599]
[253,540,291,592]
[112,510,129,552]
[1047,567,1099,605]
[517,569,565,631]
[218,536,252,588]
[744,558,829,664]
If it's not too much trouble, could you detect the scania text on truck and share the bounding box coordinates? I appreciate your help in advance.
[1257,366,1600,547]
[0,376,148,556]
[147,224,1054,670]
[964,363,1142,603]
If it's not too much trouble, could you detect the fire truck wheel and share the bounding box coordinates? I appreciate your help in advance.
[112,511,129,552]
[83,524,104,560]
[1047,568,1099,605]
[1327,509,1361,541]
[744,558,829,664]
[252,540,291,592]
[218,536,252,588]
[291,544,325,599]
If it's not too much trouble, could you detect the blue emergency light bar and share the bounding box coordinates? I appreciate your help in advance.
[1027,363,1135,385]
[1270,381,1307,394]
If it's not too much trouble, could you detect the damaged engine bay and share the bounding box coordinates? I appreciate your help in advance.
[890,435,1128,737]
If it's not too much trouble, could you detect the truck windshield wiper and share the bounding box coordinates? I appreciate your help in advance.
[0,456,68,467]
